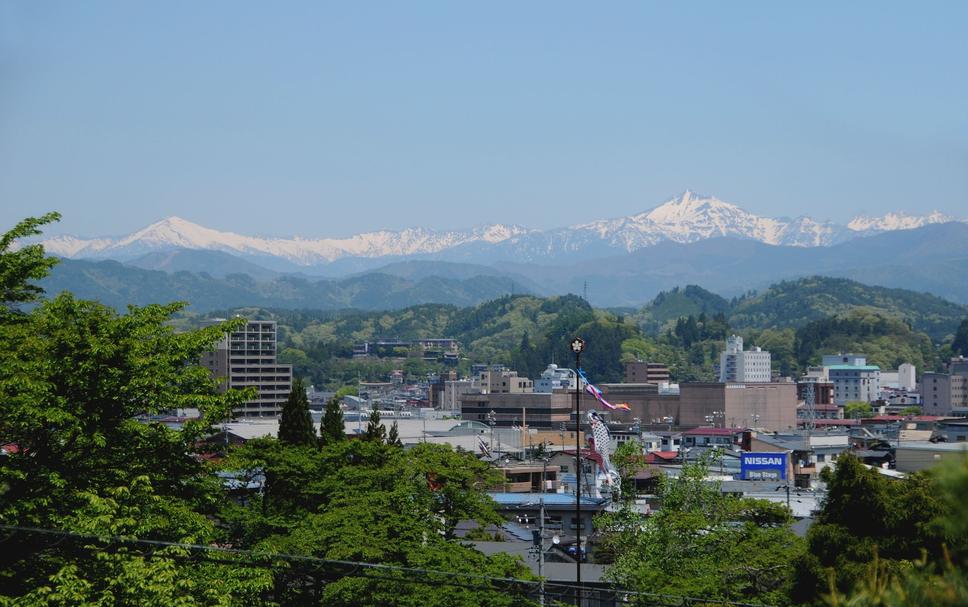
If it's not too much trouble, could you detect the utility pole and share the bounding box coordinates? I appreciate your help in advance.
[570,336,585,606]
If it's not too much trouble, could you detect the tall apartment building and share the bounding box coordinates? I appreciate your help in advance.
[200,319,293,418]
[822,353,880,404]
[624,361,671,384]
[922,357,968,416]
[719,335,771,383]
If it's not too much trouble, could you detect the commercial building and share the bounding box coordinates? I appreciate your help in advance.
[678,382,798,432]
[200,319,292,418]
[824,354,880,404]
[534,364,578,393]
[460,392,573,429]
[479,368,534,393]
[624,361,671,384]
[922,357,968,416]
[719,335,771,383]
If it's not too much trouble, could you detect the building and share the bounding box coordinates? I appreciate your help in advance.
[479,368,533,394]
[200,319,292,418]
[719,335,771,383]
[440,378,481,413]
[922,357,968,416]
[678,382,798,432]
[681,427,743,449]
[797,381,834,406]
[895,441,968,473]
[881,363,916,391]
[534,364,578,393]
[460,391,572,429]
[824,354,881,404]
[624,361,671,384]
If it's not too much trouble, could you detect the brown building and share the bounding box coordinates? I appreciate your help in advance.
[678,382,798,432]
[797,381,834,405]
[624,361,671,384]
[596,383,680,426]
[479,369,534,394]
[460,392,574,429]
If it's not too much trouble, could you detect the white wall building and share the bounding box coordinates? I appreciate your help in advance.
[823,353,881,405]
[719,335,771,383]
[534,364,579,393]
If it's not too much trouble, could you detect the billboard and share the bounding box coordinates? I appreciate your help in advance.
[740,452,788,480]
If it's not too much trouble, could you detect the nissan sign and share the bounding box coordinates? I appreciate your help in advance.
[740,452,788,480]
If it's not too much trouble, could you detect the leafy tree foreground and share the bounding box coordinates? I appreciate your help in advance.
[0,215,535,606]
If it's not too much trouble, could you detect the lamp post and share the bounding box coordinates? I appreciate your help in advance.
[569,336,585,606]
[487,409,496,456]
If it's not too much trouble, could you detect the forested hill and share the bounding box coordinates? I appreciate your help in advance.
[38,258,531,312]
[196,278,968,389]
[634,277,967,342]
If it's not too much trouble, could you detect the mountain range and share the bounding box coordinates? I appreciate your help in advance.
[38,191,964,268]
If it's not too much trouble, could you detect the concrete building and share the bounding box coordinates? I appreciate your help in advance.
[679,382,798,432]
[719,335,771,383]
[824,354,880,404]
[440,378,481,413]
[200,319,292,418]
[534,364,578,393]
[922,357,968,416]
[460,391,572,429]
[895,441,968,473]
[624,361,671,384]
[479,368,533,394]
[879,363,916,391]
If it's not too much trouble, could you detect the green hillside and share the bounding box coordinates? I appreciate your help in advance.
[39,259,530,312]
[728,276,966,341]
[633,277,966,342]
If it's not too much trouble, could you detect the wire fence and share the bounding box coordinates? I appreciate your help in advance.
[0,525,776,607]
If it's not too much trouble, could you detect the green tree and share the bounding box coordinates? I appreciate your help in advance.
[952,318,968,357]
[0,215,268,603]
[0,212,61,319]
[319,395,346,447]
[792,454,949,605]
[844,401,873,419]
[278,377,316,447]
[598,457,803,605]
[364,408,386,442]
[387,421,402,447]
[221,439,522,606]
[611,439,647,501]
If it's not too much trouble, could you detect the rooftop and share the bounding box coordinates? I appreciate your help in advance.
[827,365,881,371]
[488,492,609,507]
[682,426,744,436]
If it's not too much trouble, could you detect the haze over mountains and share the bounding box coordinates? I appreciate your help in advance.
[34,191,968,310]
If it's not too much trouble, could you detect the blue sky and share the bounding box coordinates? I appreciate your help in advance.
[2,2,966,237]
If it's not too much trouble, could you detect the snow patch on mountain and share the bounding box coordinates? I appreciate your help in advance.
[37,192,966,265]
[847,211,955,233]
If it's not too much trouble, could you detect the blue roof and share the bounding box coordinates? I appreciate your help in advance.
[488,492,607,506]
[828,365,880,371]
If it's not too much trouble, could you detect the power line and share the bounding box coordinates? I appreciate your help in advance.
[0,525,778,607]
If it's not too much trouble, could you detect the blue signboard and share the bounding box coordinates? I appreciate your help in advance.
[740,452,788,480]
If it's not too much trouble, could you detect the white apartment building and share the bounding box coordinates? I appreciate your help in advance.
[719,335,771,383]
[823,354,880,405]
[201,319,293,418]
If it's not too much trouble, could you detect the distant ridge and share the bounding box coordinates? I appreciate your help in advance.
[38,191,965,266]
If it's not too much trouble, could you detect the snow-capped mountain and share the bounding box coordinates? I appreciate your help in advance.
[847,210,955,233]
[37,191,964,266]
[40,216,533,265]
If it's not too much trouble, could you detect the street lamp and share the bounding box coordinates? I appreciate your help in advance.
[569,336,584,606]
[487,410,496,456]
